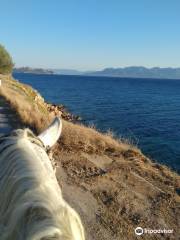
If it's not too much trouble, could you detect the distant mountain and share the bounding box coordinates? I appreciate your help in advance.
[87,67,180,79]
[14,66,180,79]
[13,67,54,74]
[53,69,83,75]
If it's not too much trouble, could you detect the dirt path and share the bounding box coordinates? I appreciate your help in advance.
[0,96,20,136]
[54,149,180,240]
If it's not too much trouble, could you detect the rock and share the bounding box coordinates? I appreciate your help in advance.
[46,102,81,122]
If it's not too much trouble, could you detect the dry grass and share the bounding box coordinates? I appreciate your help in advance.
[60,120,134,154]
[0,84,50,133]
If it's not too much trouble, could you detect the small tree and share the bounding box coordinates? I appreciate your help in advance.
[0,44,14,74]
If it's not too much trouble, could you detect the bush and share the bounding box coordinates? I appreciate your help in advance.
[0,44,14,74]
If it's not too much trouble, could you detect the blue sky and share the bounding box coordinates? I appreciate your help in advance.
[1,0,180,70]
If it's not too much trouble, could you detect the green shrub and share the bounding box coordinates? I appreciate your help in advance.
[0,45,14,74]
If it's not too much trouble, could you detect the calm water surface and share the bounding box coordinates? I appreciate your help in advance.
[13,73,180,173]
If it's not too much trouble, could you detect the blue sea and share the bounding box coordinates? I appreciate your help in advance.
[13,73,180,173]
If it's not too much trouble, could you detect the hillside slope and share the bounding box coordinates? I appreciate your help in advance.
[0,74,179,240]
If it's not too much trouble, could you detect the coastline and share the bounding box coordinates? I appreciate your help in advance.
[0,74,179,240]
[13,72,180,173]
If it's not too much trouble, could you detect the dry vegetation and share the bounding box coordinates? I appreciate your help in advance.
[0,74,49,132]
[0,74,180,240]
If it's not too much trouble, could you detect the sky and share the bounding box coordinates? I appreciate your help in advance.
[1,0,180,70]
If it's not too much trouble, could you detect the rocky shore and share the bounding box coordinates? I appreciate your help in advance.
[46,103,81,122]
[24,84,81,122]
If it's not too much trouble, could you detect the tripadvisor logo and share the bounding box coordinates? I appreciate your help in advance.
[135,227,143,236]
[135,227,173,236]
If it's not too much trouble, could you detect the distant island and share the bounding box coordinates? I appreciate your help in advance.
[13,67,54,75]
[13,66,180,79]
[13,67,81,75]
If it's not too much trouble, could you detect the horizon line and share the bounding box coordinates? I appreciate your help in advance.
[14,65,180,72]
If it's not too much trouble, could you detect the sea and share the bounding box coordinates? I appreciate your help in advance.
[13,73,180,173]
